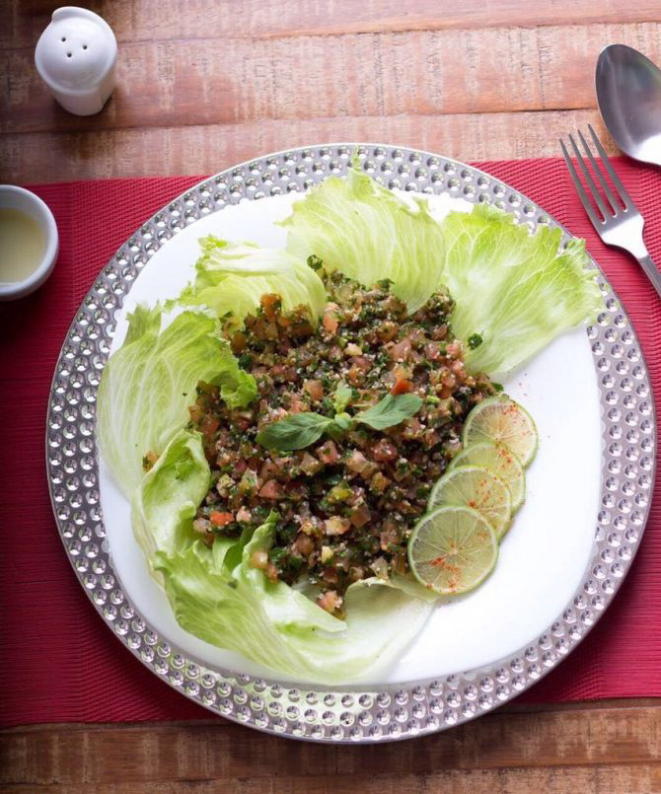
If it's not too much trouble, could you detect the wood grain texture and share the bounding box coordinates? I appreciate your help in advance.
[1,704,661,790]
[4,0,661,50]
[5,21,661,135]
[0,768,660,794]
[0,110,619,183]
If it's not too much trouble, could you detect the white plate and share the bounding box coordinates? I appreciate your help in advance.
[48,144,653,742]
[100,191,601,684]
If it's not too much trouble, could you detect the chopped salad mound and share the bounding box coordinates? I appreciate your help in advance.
[182,269,496,616]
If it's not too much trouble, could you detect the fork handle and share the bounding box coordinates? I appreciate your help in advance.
[636,254,661,299]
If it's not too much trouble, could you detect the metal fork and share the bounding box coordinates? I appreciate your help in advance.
[560,124,661,298]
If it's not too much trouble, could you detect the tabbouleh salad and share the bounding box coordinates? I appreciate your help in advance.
[161,263,498,616]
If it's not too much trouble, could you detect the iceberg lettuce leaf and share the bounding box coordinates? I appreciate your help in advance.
[282,167,446,313]
[155,538,433,683]
[131,428,210,570]
[174,237,327,328]
[441,205,602,377]
[97,306,256,497]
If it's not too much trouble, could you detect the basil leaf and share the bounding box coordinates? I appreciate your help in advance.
[356,394,423,430]
[333,382,353,414]
[256,413,334,451]
[333,412,354,432]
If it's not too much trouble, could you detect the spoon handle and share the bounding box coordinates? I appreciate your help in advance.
[636,254,661,300]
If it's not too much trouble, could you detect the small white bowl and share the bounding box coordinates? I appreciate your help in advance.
[0,185,59,301]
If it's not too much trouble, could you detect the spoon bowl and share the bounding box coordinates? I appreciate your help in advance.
[596,44,661,167]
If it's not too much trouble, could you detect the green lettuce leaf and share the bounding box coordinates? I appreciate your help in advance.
[441,205,602,377]
[139,432,432,682]
[174,237,327,328]
[281,167,446,313]
[131,428,210,569]
[97,306,256,497]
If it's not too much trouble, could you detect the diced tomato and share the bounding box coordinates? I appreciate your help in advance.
[260,293,282,322]
[322,304,339,334]
[289,394,307,413]
[317,440,339,465]
[390,338,412,362]
[293,534,314,556]
[408,329,426,348]
[391,377,413,395]
[233,459,248,477]
[303,379,324,401]
[380,520,399,550]
[451,359,466,377]
[346,449,368,473]
[347,364,364,386]
[402,418,423,440]
[236,506,252,523]
[372,439,398,462]
[209,511,235,528]
[316,590,343,614]
[424,342,441,361]
[264,322,279,340]
[231,331,247,353]
[377,321,398,342]
[423,429,440,448]
[446,340,463,357]
[260,460,281,481]
[200,415,219,441]
[259,479,283,500]
[353,356,372,372]
[350,504,371,528]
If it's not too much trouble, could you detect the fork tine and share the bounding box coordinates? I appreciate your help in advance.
[560,138,602,230]
[568,133,609,222]
[588,124,634,210]
[577,129,619,216]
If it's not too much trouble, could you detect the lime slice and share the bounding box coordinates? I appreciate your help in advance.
[448,441,526,511]
[408,505,498,595]
[462,395,538,466]
[427,465,512,539]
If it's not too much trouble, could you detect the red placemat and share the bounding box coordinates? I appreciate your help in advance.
[1,159,661,728]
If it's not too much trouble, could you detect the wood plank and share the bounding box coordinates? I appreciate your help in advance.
[0,764,660,794]
[1,705,659,785]
[5,21,661,135]
[4,0,661,50]
[0,109,617,184]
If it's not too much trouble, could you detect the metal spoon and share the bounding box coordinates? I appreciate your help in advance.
[596,44,661,166]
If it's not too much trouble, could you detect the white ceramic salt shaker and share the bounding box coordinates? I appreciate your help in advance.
[35,7,117,116]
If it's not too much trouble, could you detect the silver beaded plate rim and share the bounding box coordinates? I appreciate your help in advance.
[46,143,656,743]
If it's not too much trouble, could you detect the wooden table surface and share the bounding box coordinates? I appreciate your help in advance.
[2,1,661,792]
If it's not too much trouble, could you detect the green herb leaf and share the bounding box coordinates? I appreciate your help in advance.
[256,413,334,451]
[333,412,354,432]
[333,382,353,413]
[356,394,423,430]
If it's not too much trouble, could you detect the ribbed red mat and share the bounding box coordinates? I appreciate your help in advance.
[1,159,661,728]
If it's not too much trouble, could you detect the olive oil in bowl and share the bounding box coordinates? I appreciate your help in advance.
[0,208,47,283]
